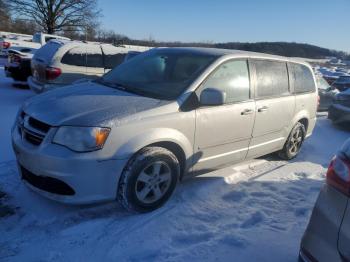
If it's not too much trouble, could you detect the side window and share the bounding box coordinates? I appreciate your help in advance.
[290,63,315,94]
[86,53,104,68]
[201,60,250,103]
[61,47,86,67]
[104,53,126,69]
[253,60,289,98]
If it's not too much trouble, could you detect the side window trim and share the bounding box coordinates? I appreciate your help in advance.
[196,58,253,107]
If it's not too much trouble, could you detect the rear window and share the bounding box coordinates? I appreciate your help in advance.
[61,47,86,67]
[253,60,289,98]
[33,42,62,63]
[290,63,316,94]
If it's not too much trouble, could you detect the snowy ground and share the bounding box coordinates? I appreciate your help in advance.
[0,62,349,262]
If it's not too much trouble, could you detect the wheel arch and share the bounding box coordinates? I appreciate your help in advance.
[289,110,310,135]
[114,128,193,179]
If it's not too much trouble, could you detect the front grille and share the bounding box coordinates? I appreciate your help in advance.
[18,112,51,146]
[21,166,75,196]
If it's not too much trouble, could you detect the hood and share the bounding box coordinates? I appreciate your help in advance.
[23,82,167,126]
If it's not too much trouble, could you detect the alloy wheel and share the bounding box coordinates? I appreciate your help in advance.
[135,161,172,204]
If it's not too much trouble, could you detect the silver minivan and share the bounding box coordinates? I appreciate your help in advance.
[12,48,318,212]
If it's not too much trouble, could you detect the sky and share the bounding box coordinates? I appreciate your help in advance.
[99,0,350,53]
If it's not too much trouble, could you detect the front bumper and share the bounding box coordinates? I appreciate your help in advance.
[328,104,350,123]
[11,123,128,204]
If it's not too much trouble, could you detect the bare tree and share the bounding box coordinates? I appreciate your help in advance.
[0,0,11,31]
[7,0,100,34]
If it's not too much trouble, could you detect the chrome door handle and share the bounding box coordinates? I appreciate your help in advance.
[258,106,268,112]
[241,109,253,115]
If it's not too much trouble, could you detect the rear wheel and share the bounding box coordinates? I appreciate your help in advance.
[278,122,306,160]
[117,147,180,213]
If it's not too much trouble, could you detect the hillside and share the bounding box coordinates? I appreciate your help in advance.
[126,39,348,59]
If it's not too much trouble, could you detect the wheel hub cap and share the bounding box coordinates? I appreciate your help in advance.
[135,161,172,204]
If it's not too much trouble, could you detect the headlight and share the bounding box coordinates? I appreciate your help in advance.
[53,126,110,152]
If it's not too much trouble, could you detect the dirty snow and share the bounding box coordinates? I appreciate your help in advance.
[0,60,349,262]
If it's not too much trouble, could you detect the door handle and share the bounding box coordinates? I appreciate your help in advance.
[241,109,254,115]
[258,106,268,112]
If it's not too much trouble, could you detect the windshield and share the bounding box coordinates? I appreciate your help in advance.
[100,49,217,100]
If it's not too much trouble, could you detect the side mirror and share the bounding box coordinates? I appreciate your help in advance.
[200,88,226,106]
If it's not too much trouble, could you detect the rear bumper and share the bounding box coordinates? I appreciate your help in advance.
[328,104,350,123]
[28,77,64,94]
[300,184,347,262]
[5,64,31,81]
[27,76,45,93]
[4,65,12,77]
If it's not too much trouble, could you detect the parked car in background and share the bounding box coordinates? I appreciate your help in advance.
[4,49,35,85]
[0,34,36,57]
[28,40,150,93]
[328,89,350,124]
[316,76,339,111]
[331,75,350,92]
[0,31,32,39]
[12,48,318,212]
[323,72,347,85]
[300,139,350,262]
[0,32,69,57]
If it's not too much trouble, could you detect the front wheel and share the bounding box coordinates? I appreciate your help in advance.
[117,147,180,213]
[278,122,306,160]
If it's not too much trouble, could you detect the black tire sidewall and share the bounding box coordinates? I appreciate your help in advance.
[120,148,180,212]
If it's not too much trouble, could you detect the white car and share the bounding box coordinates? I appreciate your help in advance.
[28,40,151,93]
[0,32,69,57]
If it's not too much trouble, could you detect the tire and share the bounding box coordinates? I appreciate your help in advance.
[117,146,180,213]
[278,122,306,160]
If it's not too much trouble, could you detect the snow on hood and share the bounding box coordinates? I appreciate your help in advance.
[22,82,166,127]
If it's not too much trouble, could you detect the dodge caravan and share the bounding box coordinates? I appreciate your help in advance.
[12,48,318,212]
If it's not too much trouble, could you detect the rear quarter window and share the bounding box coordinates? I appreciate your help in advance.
[86,53,104,68]
[290,63,316,94]
[61,47,86,67]
[104,53,126,69]
[253,60,289,98]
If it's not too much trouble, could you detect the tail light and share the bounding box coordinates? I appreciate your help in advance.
[1,41,11,49]
[45,67,61,80]
[326,155,350,196]
[317,95,320,107]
